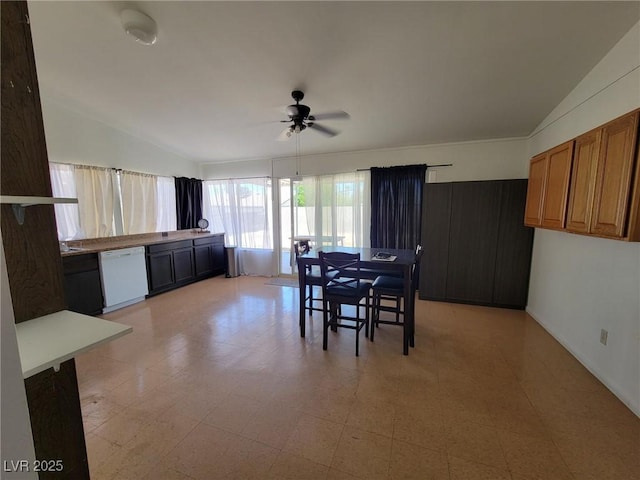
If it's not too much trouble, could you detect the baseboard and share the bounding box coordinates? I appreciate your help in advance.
[526,307,639,418]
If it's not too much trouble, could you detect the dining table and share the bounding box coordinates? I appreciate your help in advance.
[296,246,417,355]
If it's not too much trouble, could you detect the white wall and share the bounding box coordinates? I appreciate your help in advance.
[527,22,640,415]
[201,137,529,182]
[41,97,201,178]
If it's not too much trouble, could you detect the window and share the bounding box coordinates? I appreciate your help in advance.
[49,163,177,240]
[202,178,273,249]
[296,171,370,248]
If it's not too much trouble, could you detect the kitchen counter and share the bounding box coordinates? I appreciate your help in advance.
[60,230,225,257]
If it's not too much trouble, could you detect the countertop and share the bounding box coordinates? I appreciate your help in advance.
[60,230,225,257]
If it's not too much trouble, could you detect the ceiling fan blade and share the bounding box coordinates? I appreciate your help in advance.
[308,123,338,137]
[309,111,350,121]
[277,127,293,141]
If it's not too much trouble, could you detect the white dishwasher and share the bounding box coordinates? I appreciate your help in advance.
[99,246,149,313]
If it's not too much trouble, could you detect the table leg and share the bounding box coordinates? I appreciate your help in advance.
[298,260,307,337]
[403,263,411,355]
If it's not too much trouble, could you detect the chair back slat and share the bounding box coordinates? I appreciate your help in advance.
[412,244,424,290]
[318,251,363,296]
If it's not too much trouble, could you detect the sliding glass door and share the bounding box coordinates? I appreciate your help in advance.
[278,171,371,276]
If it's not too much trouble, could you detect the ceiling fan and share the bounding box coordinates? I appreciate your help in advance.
[277,90,349,141]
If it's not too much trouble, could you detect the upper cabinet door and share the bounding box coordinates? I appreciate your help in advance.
[524,153,547,227]
[566,130,601,233]
[541,141,574,229]
[590,112,639,238]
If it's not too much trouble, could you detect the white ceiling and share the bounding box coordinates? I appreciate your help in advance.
[28,1,640,164]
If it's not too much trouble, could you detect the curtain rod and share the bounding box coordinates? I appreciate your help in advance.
[204,175,272,181]
[356,163,453,171]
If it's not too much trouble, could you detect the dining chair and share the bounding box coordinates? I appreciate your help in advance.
[294,242,324,319]
[369,245,424,342]
[318,251,372,356]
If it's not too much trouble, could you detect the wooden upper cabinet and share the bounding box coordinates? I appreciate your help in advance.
[524,141,574,229]
[590,111,639,238]
[541,141,574,229]
[566,129,601,233]
[524,154,547,226]
[525,109,640,241]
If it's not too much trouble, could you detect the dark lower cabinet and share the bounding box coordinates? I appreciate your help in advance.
[147,234,225,296]
[194,235,225,278]
[194,245,214,277]
[62,253,104,316]
[173,247,195,283]
[147,251,174,293]
[419,179,534,309]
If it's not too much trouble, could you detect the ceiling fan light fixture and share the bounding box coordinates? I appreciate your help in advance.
[121,9,158,45]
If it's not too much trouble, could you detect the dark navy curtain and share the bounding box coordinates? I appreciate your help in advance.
[370,164,426,249]
[175,177,202,230]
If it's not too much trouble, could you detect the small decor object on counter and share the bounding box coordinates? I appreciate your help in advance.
[197,218,210,233]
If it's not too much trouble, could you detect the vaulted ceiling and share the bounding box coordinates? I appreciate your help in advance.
[28,1,640,163]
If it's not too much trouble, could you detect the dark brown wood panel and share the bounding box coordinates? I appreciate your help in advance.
[1,1,52,197]
[419,183,451,300]
[446,181,502,304]
[24,360,89,480]
[2,3,89,478]
[493,180,534,308]
[0,204,67,322]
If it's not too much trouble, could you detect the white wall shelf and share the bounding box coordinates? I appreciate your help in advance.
[15,310,132,378]
[0,195,77,225]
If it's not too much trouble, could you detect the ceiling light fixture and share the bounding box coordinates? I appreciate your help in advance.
[120,9,158,46]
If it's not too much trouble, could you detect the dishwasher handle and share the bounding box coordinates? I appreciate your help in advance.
[99,247,146,260]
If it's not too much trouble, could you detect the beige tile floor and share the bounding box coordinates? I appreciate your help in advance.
[77,276,639,480]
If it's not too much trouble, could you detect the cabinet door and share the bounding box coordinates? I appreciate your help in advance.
[63,255,104,316]
[524,154,547,227]
[173,248,194,283]
[446,181,501,304]
[590,112,639,237]
[493,180,534,308]
[194,245,213,277]
[147,252,174,292]
[541,141,574,229]
[566,130,601,233]
[211,237,225,273]
[419,183,452,300]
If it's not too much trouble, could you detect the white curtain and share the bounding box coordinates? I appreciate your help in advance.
[297,170,370,248]
[203,178,275,276]
[73,165,115,239]
[156,176,177,232]
[120,170,158,235]
[49,163,82,240]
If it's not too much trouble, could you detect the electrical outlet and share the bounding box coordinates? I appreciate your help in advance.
[600,329,608,346]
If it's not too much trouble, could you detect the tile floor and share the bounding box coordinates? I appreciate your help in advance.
[77,275,639,479]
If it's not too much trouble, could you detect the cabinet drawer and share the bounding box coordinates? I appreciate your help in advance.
[194,235,224,246]
[147,239,193,254]
[62,253,99,274]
